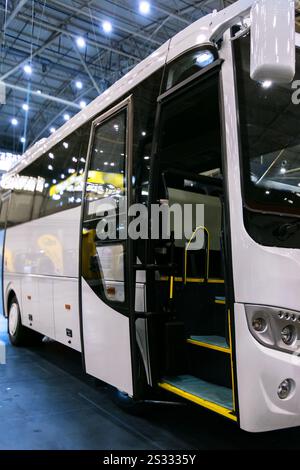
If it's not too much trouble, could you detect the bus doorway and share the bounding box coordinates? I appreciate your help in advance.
[149,67,237,421]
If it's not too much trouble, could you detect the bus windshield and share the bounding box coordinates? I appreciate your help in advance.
[234,33,300,247]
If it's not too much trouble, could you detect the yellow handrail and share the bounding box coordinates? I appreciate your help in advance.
[184,225,210,284]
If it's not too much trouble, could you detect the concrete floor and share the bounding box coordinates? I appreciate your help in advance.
[1,315,300,450]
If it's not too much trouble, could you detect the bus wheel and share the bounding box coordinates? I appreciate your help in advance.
[8,296,42,347]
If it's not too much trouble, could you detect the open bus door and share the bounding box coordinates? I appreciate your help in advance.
[79,97,135,396]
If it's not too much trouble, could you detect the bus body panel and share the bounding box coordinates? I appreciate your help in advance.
[221,30,300,431]
[235,303,300,432]
[3,206,81,350]
[81,278,133,396]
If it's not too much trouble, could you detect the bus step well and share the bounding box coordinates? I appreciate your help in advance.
[215,296,226,305]
[187,335,230,354]
[159,374,236,421]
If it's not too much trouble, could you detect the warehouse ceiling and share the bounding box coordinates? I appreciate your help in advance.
[0,0,237,155]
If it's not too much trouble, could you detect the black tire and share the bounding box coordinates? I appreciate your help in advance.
[8,295,42,347]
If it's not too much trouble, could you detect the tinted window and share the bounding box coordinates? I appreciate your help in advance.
[234,34,300,247]
[84,111,127,221]
[22,124,90,219]
[163,46,218,91]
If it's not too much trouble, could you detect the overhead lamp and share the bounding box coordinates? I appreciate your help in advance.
[50,127,56,134]
[76,81,83,90]
[11,118,18,126]
[23,64,32,75]
[80,100,87,109]
[20,137,26,143]
[22,103,29,112]
[102,20,112,33]
[76,37,86,49]
[139,1,151,15]
[63,113,70,121]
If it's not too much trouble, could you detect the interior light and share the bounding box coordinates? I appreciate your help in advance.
[63,142,69,149]
[22,103,29,112]
[49,153,54,159]
[102,20,112,33]
[262,80,272,89]
[141,131,147,136]
[100,150,104,154]
[11,118,18,126]
[144,156,150,160]
[139,1,151,15]
[110,162,115,167]
[80,100,86,109]
[23,64,32,75]
[76,81,83,90]
[63,113,70,121]
[48,164,53,170]
[50,127,56,134]
[104,162,109,166]
[195,50,214,67]
[280,168,286,174]
[72,157,77,162]
[265,190,270,195]
[76,37,86,49]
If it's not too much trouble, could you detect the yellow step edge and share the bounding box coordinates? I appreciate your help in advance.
[215,299,226,305]
[160,277,224,284]
[158,382,237,422]
[187,338,231,354]
[160,276,205,283]
[208,278,225,284]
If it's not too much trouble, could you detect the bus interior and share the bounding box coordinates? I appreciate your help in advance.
[144,69,236,419]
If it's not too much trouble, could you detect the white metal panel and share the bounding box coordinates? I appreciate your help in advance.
[53,277,81,352]
[81,278,133,395]
[167,16,212,63]
[36,277,55,338]
[235,303,300,432]
[4,206,81,278]
[20,275,38,328]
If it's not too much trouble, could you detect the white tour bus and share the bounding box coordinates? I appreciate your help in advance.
[1,0,299,433]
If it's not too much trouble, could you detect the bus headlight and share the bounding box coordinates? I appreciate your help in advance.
[278,379,294,400]
[245,305,300,354]
[252,317,267,332]
[281,325,296,345]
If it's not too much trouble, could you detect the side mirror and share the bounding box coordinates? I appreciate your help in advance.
[251,0,296,83]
